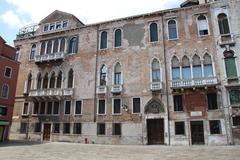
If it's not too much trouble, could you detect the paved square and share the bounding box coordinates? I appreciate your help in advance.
[0,142,240,160]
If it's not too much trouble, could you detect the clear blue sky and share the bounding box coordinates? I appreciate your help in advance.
[0,0,183,46]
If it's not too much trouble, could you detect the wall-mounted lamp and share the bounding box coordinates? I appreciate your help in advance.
[122,104,129,112]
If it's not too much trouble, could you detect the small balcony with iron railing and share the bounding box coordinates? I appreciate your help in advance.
[96,85,107,94]
[35,52,65,64]
[170,77,218,89]
[218,34,236,47]
[28,88,74,101]
[111,84,122,93]
[150,82,163,91]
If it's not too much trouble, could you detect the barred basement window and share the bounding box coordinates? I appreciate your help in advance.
[34,122,41,132]
[65,101,71,114]
[112,123,121,135]
[20,122,27,133]
[73,123,82,134]
[75,100,82,114]
[209,120,221,134]
[207,93,218,110]
[98,99,105,114]
[53,123,60,133]
[97,123,105,135]
[232,116,240,126]
[133,98,140,113]
[175,122,185,135]
[173,95,183,111]
[63,123,70,134]
[113,99,121,114]
[53,102,59,114]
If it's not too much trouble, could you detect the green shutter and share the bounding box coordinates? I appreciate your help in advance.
[229,90,240,105]
[225,58,237,78]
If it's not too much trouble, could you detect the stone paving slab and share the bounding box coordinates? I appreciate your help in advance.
[0,142,240,160]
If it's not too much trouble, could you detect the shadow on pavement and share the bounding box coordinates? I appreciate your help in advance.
[0,140,41,147]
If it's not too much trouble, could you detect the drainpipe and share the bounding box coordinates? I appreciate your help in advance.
[161,15,171,145]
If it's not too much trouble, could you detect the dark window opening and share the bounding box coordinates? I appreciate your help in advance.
[150,22,158,42]
[113,99,121,114]
[73,123,81,134]
[210,120,221,134]
[112,123,121,135]
[65,101,71,114]
[33,102,39,114]
[53,123,60,133]
[75,101,82,114]
[232,116,240,126]
[97,123,105,135]
[34,122,41,132]
[207,93,218,110]
[98,100,105,114]
[133,98,140,113]
[47,102,52,114]
[100,31,107,49]
[67,69,73,88]
[20,122,27,133]
[40,102,45,114]
[175,122,185,135]
[114,29,122,47]
[0,106,7,116]
[53,101,59,114]
[63,123,70,134]
[174,95,183,111]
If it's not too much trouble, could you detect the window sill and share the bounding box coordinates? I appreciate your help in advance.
[97,114,107,116]
[97,134,106,137]
[168,38,179,41]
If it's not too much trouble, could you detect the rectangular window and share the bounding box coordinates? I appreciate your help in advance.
[225,58,237,78]
[56,22,61,29]
[113,99,121,114]
[53,123,60,133]
[172,67,180,80]
[4,67,12,78]
[133,98,140,113]
[65,101,71,114]
[75,101,82,115]
[73,123,82,134]
[47,102,52,114]
[43,24,49,31]
[207,93,218,110]
[97,123,105,135]
[40,102,45,114]
[33,102,39,115]
[62,21,68,28]
[63,123,70,134]
[49,23,55,30]
[112,123,121,135]
[0,106,7,116]
[114,73,121,85]
[174,95,183,111]
[22,102,29,115]
[232,116,240,126]
[34,122,41,132]
[229,90,240,105]
[152,70,160,82]
[198,19,209,36]
[98,99,106,114]
[53,102,59,114]
[175,122,185,135]
[20,122,27,133]
[209,120,221,134]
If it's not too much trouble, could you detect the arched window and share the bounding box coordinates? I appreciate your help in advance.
[15,47,20,61]
[218,13,230,35]
[27,73,32,93]
[171,56,180,80]
[152,59,160,82]
[29,44,36,60]
[150,23,158,42]
[192,55,202,78]
[182,56,191,79]
[100,31,107,49]
[168,20,177,39]
[37,73,42,89]
[57,71,62,88]
[46,41,52,54]
[114,29,122,47]
[1,84,9,98]
[69,37,78,53]
[40,42,45,55]
[68,69,74,88]
[50,72,55,88]
[60,38,65,52]
[114,63,121,85]
[223,51,237,79]
[43,73,49,89]
[203,54,214,77]
[53,39,59,53]
[197,15,209,36]
[100,65,107,86]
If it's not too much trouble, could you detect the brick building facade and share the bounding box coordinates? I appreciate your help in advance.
[10,0,240,145]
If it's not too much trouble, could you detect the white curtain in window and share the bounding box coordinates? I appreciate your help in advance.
[198,19,208,30]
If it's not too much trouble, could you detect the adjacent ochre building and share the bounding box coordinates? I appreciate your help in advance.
[10,0,240,145]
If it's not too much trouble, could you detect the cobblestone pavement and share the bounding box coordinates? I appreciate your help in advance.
[0,142,240,160]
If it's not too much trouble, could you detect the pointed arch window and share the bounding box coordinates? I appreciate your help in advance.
[150,22,158,42]
[40,42,45,55]
[203,54,214,77]
[168,20,177,40]
[114,63,121,85]
[69,37,78,53]
[100,65,107,86]
[114,29,122,47]
[57,71,62,88]
[182,56,191,79]
[53,39,59,53]
[171,56,180,80]
[218,13,230,35]
[27,73,32,93]
[37,73,42,89]
[43,73,49,89]
[197,15,209,36]
[100,31,107,49]
[50,72,55,88]
[1,84,9,98]
[192,55,202,78]
[29,44,36,60]
[60,38,65,52]
[68,69,74,88]
[152,59,160,82]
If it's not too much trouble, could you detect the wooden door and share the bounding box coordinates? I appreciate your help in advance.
[147,119,164,144]
[191,121,204,145]
[43,124,51,141]
[0,126,4,142]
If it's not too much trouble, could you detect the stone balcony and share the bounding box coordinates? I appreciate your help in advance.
[35,52,65,64]
[96,85,107,94]
[28,88,74,100]
[218,34,236,47]
[111,85,122,93]
[150,82,163,91]
[170,77,218,89]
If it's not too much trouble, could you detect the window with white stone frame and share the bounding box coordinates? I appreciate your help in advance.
[209,120,221,134]
[113,98,121,114]
[22,102,29,115]
[98,99,106,115]
[175,122,185,135]
[197,15,209,36]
